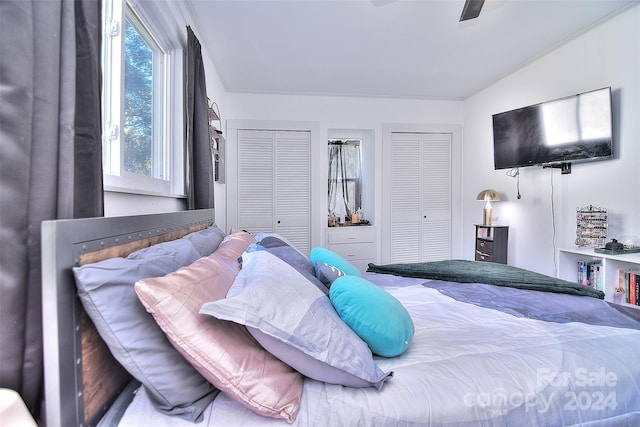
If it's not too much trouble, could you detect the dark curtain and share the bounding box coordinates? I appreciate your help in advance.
[0,0,103,419]
[185,26,214,210]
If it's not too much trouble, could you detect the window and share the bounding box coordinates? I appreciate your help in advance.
[328,139,362,218]
[123,14,160,177]
[102,0,184,196]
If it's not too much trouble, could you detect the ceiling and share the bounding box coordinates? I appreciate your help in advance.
[187,0,638,100]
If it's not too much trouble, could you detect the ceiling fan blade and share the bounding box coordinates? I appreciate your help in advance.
[459,0,485,21]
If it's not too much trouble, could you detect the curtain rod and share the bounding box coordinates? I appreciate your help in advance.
[328,139,361,145]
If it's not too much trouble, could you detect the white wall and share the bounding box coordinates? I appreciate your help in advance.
[462,4,640,276]
[108,2,639,276]
[200,43,229,230]
[223,93,464,252]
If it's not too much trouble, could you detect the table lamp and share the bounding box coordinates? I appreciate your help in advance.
[476,189,500,225]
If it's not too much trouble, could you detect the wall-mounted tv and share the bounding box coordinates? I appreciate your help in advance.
[493,87,613,171]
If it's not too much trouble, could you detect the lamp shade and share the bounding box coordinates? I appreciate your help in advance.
[476,189,501,202]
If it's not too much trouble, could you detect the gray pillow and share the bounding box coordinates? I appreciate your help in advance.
[73,238,218,422]
[255,236,329,295]
[315,261,346,286]
[181,224,226,257]
[200,250,392,389]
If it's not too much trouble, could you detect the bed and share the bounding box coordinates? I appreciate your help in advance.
[41,209,640,427]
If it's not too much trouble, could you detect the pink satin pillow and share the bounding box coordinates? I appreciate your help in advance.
[135,231,303,423]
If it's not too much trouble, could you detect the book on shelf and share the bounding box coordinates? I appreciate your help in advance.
[476,227,491,239]
[577,259,603,290]
[617,268,640,305]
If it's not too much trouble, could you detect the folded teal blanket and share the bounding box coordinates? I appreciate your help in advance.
[367,259,604,299]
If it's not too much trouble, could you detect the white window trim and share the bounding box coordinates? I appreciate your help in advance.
[102,0,185,198]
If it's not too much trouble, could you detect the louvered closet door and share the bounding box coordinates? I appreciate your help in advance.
[421,134,451,261]
[236,129,311,254]
[274,131,311,254]
[390,132,451,263]
[238,130,274,233]
[390,134,422,262]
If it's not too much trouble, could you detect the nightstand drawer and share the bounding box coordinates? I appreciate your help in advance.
[327,227,375,244]
[475,250,494,262]
[476,239,494,254]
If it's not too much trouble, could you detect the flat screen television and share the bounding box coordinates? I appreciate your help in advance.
[493,87,613,170]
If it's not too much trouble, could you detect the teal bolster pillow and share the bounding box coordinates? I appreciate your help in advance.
[330,276,414,357]
[310,247,361,277]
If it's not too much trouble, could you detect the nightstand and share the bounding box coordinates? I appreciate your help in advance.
[475,225,509,264]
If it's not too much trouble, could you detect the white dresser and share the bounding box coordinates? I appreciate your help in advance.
[326,226,377,272]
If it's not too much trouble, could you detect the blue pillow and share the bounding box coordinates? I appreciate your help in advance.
[330,276,414,357]
[310,247,361,277]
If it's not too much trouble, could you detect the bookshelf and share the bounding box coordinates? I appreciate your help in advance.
[558,247,640,309]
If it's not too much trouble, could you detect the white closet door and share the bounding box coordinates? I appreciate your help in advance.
[236,129,311,254]
[274,131,311,254]
[238,130,274,233]
[390,132,451,263]
[390,133,422,263]
[421,134,451,261]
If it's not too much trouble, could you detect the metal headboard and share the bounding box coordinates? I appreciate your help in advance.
[41,209,215,427]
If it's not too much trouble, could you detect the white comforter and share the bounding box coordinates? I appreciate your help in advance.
[119,274,640,426]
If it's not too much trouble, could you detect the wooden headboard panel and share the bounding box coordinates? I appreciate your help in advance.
[41,209,215,427]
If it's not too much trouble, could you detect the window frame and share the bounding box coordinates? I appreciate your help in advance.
[102,0,185,197]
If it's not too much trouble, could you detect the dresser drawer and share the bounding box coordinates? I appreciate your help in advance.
[327,226,375,244]
[327,242,376,261]
[327,242,376,273]
[326,226,377,272]
[347,259,374,272]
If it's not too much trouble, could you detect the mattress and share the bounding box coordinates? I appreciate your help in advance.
[117,272,640,426]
